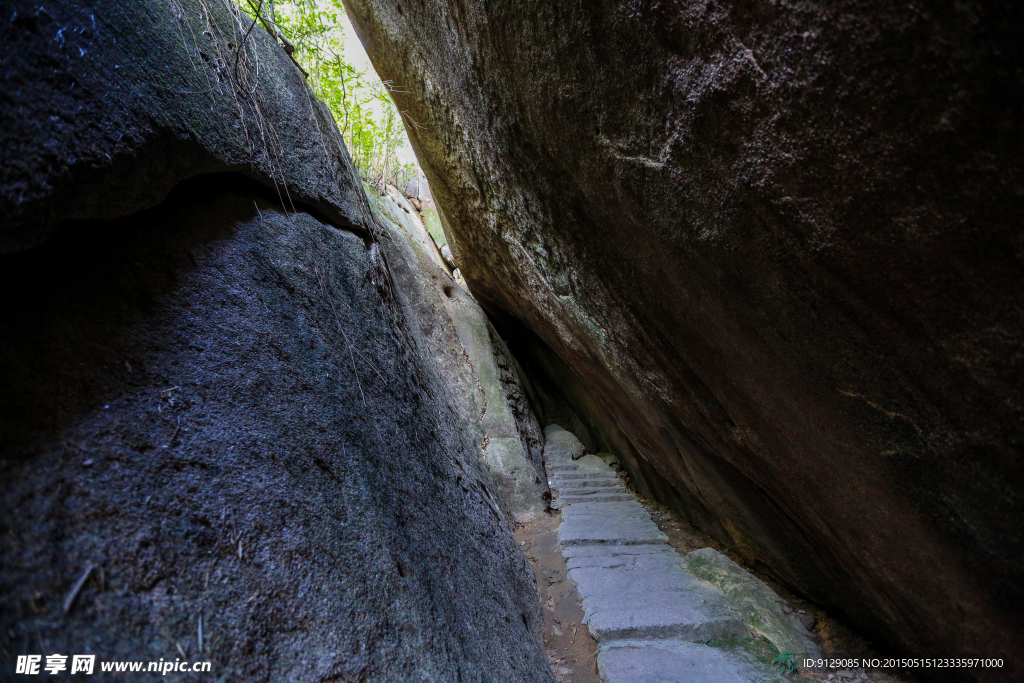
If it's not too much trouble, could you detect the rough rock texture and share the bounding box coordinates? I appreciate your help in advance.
[2,0,368,250]
[344,0,1024,677]
[543,425,586,463]
[682,548,821,659]
[490,330,547,481]
[404,169,433,204]
[373,184,549,521]
[0,1,553,680]
[597,641,784,683]
[443,287,549,522]
[382,184,450,274]
[504,315,695,512]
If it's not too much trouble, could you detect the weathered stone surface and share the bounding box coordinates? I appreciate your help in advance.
[383,184,450,273]
[556,459,746,643]
[554,443,796,682]
[1,0,369,252]
[568,545,747,642]
[452,303,549,521]
[375,185,549,521]
[0,1,553,679]
[543,424,586,462]
[404,169,433,203]
[423,208,448,250]
[404,175,421,200]
[598,641,787,683]
[558,500,669,548]
[344,0,1024,674]
[491,329,549,484]
[557,481,627,496]
[0,183,550,681]
[682,548,821,659]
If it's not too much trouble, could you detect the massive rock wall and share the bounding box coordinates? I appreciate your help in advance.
[372,184,550,522]
[373,236,552,519]
[0,1,552,680]
[343,0,1024,676]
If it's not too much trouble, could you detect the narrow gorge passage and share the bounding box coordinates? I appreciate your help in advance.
[2,1,1022,682]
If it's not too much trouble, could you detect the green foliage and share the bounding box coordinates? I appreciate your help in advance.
[238,0,416,188]
[772,651,798,675]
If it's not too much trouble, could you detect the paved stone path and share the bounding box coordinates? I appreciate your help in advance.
[549,455,789,683]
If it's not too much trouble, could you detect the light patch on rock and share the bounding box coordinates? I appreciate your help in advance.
[543,424,586,462]
[382,185,449,272]
[681,547,822,660]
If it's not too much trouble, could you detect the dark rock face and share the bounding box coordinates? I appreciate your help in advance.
[1,0,368,251]
[344,0,1024,676]
[489,327,547,483]
[0,1,551,680]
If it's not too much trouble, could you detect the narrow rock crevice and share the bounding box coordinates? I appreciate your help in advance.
[4,0,1023,680]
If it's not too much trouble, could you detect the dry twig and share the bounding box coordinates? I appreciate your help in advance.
[62,564,95,616]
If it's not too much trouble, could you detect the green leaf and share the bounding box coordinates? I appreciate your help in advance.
[237,0,417,186]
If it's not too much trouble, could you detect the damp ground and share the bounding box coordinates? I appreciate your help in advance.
[515,513,602,683]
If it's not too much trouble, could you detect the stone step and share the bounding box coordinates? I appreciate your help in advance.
[559,490,628,498]
[550,479,621,489]
[557,478,622,489]
[561,493,635,505]
[557,486,627,496]
[557,480,626,490]
[557,479,618,489]
[550,466,617,475]
[548,446,791,682]
[552,481,622,491]
[559,525,668,547]
[598,640,787,683]
[550,471,620,482]
[558,511,669,545]
[560,498,652,520]
[560,543,667,560]
[566,544,748,643]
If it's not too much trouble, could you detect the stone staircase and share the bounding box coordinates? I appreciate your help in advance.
[548,456,789,683]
